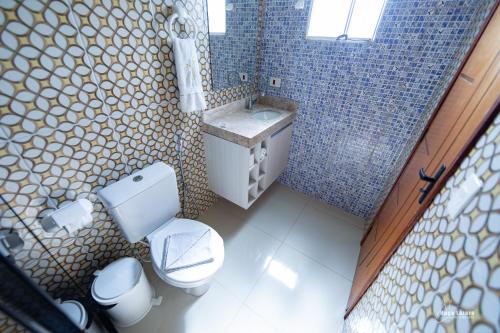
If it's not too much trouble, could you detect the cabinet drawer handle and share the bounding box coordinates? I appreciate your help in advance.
[271,123,292,138]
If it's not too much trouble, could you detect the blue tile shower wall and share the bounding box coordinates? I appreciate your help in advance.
[259,0,494,219]
[209,0,259,90]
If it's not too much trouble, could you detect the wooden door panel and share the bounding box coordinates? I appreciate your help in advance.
[377,51,499,241]
[346,7,500,316]
[365,66,499,271]
[462,11,500,81]
[376,184,399,232]
[358,219,377,265]
[424,78,477,156]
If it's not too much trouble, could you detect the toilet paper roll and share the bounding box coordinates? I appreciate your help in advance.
[42,199,93,235]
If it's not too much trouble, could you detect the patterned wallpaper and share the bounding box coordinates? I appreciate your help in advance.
[0,0,252,329]
[0,0,497,330]
[209,0,259,90]
[344,114,500,333]
[259,0,496,220]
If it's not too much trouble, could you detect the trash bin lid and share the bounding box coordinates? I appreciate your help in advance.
[59,300,87,329]
[92,257,142,302]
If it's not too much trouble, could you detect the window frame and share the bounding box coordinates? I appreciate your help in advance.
[207,0,226,35]
[306,0,387,42]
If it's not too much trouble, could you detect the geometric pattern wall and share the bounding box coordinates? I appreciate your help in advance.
[260,0,496,220]
[344,115,500,332]
[0,0,251,330]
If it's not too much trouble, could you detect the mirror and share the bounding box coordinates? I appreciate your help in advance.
[207,0,259,90]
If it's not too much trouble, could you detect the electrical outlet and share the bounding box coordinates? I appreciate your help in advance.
[269,77,282,88]
[239,72,248,82]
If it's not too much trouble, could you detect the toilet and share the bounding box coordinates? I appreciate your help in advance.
[96,162,225,297]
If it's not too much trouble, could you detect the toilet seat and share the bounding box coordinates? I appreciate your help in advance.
[147,218,224,288]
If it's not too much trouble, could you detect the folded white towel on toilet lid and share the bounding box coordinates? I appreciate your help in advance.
[161,228,213,273]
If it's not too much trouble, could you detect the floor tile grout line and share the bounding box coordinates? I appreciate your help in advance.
[306,198,366,230]
[281,242,355,283]
[213,196,359,281]
[239,197,309,308]
[223,306,244,333]
[223,301,283,333]
[282,197,362,282]
[241,235,283,305]
[279,200,310,245]
[210,189,358,321]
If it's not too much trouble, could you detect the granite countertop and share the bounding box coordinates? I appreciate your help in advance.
[202,96,298,148]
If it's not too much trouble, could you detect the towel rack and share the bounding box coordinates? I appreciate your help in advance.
[166,6,198,40]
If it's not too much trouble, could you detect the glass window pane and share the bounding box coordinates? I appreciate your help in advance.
[208,0,226,34]
[307,0,352,38]
[347,0,385,39]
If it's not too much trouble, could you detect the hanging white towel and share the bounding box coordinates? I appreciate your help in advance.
[172,38,207,113]
[161,229,213,273]
[260,148,267,161]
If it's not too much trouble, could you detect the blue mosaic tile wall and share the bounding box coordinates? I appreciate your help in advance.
[259,0,495,220]
[209,0,259,90]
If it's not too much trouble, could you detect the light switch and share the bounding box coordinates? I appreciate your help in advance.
[447,173,483,220]
[269,77,281,88]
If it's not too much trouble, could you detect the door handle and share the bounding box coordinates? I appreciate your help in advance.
[418,164,446,204]
[419,168,436,182]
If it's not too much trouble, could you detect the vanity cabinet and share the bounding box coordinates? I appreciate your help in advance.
[203,124,293,209]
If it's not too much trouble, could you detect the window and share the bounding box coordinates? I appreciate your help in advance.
[207,0,226,34]
[307,0,386,40]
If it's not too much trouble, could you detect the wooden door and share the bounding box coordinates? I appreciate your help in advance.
[346,6,500,316]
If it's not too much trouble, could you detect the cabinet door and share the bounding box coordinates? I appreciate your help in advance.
[267,124,293,187]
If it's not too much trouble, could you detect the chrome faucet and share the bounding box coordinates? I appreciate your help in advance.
[246,95,258,110]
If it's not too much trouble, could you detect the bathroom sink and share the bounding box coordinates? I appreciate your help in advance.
[251,109,281,121]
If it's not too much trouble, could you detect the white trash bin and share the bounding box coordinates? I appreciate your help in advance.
[91,257,162,327]
[58,300,103,333]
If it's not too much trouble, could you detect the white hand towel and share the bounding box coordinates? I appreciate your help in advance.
[162,229,213,273]
[260,148,267,161]
[172,38,207,113]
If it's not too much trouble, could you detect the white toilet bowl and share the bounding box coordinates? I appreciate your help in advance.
[147,218,225,296]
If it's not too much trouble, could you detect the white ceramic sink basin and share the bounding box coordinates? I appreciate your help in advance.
[251,109,281,121]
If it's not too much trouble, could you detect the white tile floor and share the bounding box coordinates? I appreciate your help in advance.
[120,183,364,333]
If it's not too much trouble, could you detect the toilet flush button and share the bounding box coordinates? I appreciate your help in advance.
[133,175,143,182]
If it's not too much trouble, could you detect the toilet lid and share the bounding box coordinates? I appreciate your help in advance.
[92,257,142,301]
[59,300,87,329]
[148,219,224,284]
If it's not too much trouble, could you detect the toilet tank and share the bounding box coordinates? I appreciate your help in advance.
[97,162,180,243]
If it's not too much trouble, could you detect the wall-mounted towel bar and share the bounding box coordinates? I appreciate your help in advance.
[166,5,198,40]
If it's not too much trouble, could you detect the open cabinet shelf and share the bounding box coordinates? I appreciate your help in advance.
[204,123,292,210]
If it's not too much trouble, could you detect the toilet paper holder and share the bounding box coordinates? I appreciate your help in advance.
[40,199,93,235]
[0,230,24,258]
